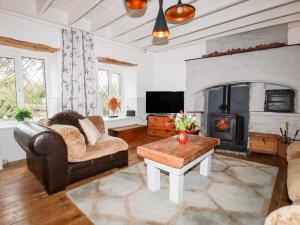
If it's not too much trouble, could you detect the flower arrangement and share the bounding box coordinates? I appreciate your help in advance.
[15,107,32,122]
[174,110,196,131]
[173,111,196,144]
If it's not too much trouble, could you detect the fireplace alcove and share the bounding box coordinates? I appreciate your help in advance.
[185,44,300,153]
[207,84,249,152]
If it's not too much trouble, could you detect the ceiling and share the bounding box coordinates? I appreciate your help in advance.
[0,0,300,52]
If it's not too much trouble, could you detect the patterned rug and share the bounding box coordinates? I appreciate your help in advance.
[66,154,278,225]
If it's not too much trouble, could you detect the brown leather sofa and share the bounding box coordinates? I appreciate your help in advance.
[13,116,128,195]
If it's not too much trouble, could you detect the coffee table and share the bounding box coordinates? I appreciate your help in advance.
[137,135,220,204]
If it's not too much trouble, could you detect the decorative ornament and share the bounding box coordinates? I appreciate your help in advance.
[108,97,120,118]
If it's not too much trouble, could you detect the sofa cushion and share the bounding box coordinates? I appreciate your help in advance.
[49,124,86,162]
[287,158,300,201]
[287,141,300,162]
[86,116,105,134]
[69,135,128,162]
[79,118,102,145]
[264,205,300,225]
[49,110,89,144]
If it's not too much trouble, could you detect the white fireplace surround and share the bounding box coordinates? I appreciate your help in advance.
[186,45,300,137]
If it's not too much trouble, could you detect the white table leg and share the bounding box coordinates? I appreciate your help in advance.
[200,155,212,176]
[169,173,184,204]
[147,164,160,192]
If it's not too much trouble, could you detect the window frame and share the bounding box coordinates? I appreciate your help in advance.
[0,46,51,121]
[97,64,123,117]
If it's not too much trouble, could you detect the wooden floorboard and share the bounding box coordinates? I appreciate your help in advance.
[0,137,289,225]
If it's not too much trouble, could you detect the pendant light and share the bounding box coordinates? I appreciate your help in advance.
[125,0,147,10]
[152,0,169,38]
[165,0,195,23]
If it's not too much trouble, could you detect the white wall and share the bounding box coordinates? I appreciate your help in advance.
[0,126,25,168]
[206,24,288,53]
[151,22,300,93]
[152,42,206,91]
[288,21,300,44]
[0,11,61,48]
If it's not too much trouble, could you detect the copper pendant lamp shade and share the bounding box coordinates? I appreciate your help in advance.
[165,0,195,22]
[152,0,169,38]
[125,0,147,10]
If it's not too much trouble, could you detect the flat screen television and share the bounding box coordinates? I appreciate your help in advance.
[146,91,184,114]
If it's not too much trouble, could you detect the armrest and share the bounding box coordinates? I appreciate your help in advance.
[287,141,300,162]
[14,123,68,194]
[14,123,67,156]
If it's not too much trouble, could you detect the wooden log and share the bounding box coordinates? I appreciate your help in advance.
[97,57,138,67]
[0,36,60,53]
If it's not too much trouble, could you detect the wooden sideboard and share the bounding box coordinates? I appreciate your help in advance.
[147,115,176,138]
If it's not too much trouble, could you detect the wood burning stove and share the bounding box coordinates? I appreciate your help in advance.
[209,113,244,146]
[208,85,246,151]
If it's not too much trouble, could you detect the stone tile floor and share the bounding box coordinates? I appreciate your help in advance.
[66,154,278,225]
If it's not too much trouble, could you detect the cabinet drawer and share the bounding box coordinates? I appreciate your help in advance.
[165,123,175,131]
[163,117,174,124]
[148,116,164,124]
[164,117,175,131]
[147,129,176,138]
[148,123,165,130]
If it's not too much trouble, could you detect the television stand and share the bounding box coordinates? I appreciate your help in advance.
[147,115,176,138]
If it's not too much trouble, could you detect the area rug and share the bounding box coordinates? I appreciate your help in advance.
[66,154,278,225]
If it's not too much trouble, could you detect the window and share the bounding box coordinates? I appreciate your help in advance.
[22,57,47,120]
[0,54,47,121]
[97,69,121,117]
[0,57,16,120]
[98,70,109,116]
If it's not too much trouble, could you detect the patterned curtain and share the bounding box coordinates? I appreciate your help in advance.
[62,28,98,116]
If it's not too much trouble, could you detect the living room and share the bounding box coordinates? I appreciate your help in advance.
[0,0,300,224]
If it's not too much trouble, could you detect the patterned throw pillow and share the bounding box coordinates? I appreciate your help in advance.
[49,110,89,144]
[50,124,86,162]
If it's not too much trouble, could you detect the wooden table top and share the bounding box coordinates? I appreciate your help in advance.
[137,135,220,169]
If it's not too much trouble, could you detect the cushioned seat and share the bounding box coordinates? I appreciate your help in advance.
[69,135,129,162]
[264,205,300,225]
[287,158,300,201]
[287,141,300,162]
